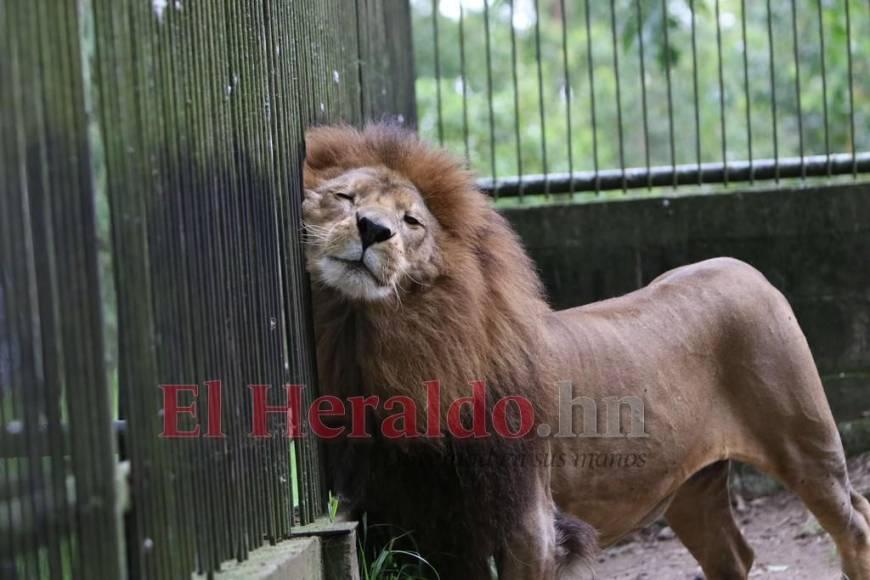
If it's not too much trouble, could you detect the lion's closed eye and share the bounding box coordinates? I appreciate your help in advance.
[403,214,423,227]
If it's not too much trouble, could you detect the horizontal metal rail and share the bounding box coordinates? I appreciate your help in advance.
[481,152,870,197]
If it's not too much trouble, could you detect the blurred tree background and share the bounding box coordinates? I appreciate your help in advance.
[412,0,869,181]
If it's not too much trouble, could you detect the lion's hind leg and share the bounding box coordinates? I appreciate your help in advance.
[770,456,870,579]
[664,460,754,580]
[740,347,870,578]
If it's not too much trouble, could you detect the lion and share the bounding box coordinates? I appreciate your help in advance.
[302,123,870,579]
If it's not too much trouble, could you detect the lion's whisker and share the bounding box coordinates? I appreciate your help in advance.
[391,280,403,310]
[404,271,424,287]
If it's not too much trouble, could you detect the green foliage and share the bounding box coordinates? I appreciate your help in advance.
[357,514,440,580]
[328,491,340,523]
[412,0,869,180]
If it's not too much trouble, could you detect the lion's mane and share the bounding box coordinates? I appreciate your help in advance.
[303,124,577,577]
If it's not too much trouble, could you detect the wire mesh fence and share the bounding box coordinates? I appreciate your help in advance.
[413,0,870,197]
[1,0,415,578]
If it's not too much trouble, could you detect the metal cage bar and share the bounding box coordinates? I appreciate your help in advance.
[415,0,870,197]
[2,1,418,578]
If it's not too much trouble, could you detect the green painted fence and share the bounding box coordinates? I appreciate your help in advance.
[0,1,415,578]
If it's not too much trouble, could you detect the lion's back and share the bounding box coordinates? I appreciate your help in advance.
[557,257,795,336]
[548,257,812,388]
[548,257,820,422]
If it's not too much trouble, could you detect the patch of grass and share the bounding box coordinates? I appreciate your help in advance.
[357,514,440,580]
[327,491,340,523]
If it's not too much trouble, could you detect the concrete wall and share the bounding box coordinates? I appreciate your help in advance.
[503,182,870,421]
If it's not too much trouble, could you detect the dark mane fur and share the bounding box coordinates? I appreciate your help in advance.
[304,124,587,577]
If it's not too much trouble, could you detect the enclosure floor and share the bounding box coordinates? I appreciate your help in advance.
[594,453,870,579]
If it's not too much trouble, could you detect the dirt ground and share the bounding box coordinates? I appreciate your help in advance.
[592,453,870,579]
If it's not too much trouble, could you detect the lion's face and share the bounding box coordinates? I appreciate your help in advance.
[302,166,442,302]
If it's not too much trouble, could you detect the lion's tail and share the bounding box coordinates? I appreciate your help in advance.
[555,510,598,579]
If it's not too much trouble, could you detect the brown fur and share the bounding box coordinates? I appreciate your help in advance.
[547,258,870,579]
[303,123,554,417]
[303,124,593,579]
[303,124,870,579]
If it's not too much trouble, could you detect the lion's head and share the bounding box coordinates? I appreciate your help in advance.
[302,165,443,301]
[302,123,502,308]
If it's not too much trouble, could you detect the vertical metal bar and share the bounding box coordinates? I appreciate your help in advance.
[559,0,574,194]
[483,0,497,196]
[533,0,549,196]
[741,0,754,182]
[509,0,523,199]
[584,0,600,194]
[689,0,701,185]
[715,0,728,185]
[791,0,805,179]
[459,2,470,162]
[5,10,42,577]
[16,3,57,574]
[766,0,780,182]
[662,0,677,188]
[817,0,831,175]
[431,0,443,145]
[354,0,367,118]
[845,0,857,178]
[609,0,626,191]
[635,0,651,189]
[222,0,251,551]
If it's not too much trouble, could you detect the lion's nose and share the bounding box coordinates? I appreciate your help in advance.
[357,216,394,250]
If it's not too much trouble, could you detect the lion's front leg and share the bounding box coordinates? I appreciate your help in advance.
[496,467,558,580]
